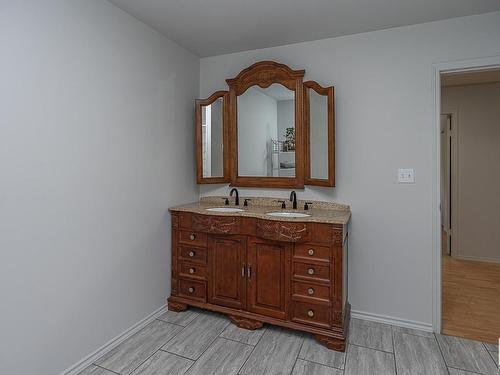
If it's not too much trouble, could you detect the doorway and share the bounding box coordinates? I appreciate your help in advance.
[439,67,500,344]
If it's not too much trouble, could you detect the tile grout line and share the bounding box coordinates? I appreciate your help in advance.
[288,334,306,375]
[447,366,483,374]
[391,326,398,375]
[348,342,395,356]
[486,349,499,369]
[433,333,452,375]
[236,324,268,375]
[297,356,346,372]
[217,335,257,347]
[119,316,196,375]
[93,364,122,375]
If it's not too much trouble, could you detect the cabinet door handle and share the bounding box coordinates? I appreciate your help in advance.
[189,268,195,274]
[241,265,245,278]
[247,265,251,279]
[189,234,196,240]
[188,287,194,294]
[308,248,314,256]
[307,268,315,275]
[188,251,195,257]
[307,310,314,318]
[307,288,314,295]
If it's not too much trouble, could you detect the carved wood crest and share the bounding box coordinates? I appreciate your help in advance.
[192,214,240,234]
[226,61,305,95]
[256,219,309,242]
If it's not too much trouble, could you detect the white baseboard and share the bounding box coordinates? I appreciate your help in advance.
[59,304,168,375]
[351,309,433,332]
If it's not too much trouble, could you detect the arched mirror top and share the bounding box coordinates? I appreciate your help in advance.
[226,61,305,96]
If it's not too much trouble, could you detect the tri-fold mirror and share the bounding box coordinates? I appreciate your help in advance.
[195,61,335,188]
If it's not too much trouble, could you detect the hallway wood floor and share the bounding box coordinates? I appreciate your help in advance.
[442,254,500,344]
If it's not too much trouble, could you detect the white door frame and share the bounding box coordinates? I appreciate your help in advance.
[432,55,500,334]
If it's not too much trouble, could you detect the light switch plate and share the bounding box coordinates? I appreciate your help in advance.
[398,168,415,183]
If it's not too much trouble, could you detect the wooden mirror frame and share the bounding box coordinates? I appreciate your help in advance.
[195,91,230,184]
[303,81,335,187]
[226,61,306,188]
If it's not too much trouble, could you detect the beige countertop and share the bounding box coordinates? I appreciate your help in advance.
[169,196,351,225]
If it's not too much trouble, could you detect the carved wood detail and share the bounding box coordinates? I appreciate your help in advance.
[333,311,343,326]
[332,228,343,246]
[228,314,264,330]
[192,214,240,234]
[171,214,179,229]
[167,299,188,312]
[226,61,305,95]
[256,219,309,242]
[314,334,346,351]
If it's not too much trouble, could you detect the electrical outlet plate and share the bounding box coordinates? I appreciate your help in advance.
[398,168,415,183]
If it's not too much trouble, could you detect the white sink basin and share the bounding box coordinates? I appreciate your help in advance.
[266,211,311,218]
[206,207,245,213]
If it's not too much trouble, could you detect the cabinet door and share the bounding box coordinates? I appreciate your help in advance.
[208,235,246,309]
[247,237,291,319]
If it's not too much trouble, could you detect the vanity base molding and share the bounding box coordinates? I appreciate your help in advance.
[167,296,349,349]
[168,210,350,352]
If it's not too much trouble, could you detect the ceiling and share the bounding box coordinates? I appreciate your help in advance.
[108,0,500,57]
[441,69,500,87]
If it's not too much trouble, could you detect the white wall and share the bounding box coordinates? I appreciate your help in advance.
[200,12,500,327]
[442,83,500,262]
[0,1,199,374]
[237,87,277,176]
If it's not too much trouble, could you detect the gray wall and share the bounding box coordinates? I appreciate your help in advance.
[442,83,500,262]
[200,12,500,327]
[0,1,199,374]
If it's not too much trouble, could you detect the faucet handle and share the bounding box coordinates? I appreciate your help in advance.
[243,198,252,207]
[304,202,313,210]
[222,198,230,206]
[277,200,287,209]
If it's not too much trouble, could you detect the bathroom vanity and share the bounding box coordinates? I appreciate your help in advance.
[168,198,350,351]
[168,60,350,351]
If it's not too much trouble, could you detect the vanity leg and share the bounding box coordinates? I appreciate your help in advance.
[167,299,188,312]
[228,315,264,330]
[314,334,346,352]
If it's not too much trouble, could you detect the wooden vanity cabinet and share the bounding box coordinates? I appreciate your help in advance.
[168,211,349,351]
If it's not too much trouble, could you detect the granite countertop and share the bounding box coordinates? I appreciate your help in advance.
[169,196,351,225]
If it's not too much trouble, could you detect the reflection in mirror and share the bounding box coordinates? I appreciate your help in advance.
[201,98,224,178]
[237,84,295,177]
[309,90,328,180]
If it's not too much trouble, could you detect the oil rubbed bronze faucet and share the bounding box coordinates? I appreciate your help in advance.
[289,190,297,209]
[230,188,240,206]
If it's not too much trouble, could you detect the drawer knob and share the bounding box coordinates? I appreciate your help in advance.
[307,268,315,275]
[307,310,314,318]
[189,268,195,274]
[189,234,196,240]
[188,251,195,257]
[308,249,314,256]
[307,288,314,295]
[188,287,195,293]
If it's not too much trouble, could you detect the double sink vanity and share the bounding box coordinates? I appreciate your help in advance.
[168,60,351,351]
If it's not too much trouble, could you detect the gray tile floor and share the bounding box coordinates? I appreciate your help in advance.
[81,309,499,375]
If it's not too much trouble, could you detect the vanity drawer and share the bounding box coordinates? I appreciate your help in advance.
[292,281,330,304]
[293,262,330,283]
[291,301,330,328]
[294,244,330,262]
[179,246,207,264]
[179,230,207,247]
[178,278,206,302]
[178,261,207,280]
